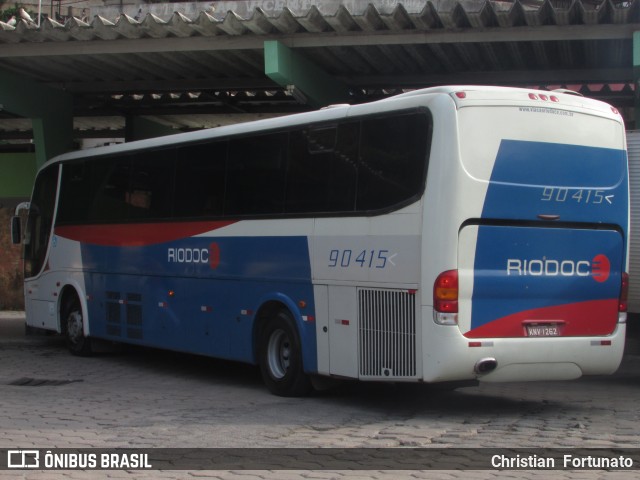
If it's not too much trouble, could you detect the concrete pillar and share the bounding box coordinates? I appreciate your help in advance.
[264,40,350,109]
[0,69,73,167]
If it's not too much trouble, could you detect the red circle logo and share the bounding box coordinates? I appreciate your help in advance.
[209,242,220,270]
[591,254,610,283]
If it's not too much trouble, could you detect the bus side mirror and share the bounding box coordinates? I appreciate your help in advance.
[11,216,21,244]
[11,202,30,245]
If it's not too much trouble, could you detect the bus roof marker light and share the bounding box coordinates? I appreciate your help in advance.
[455,92,466,99]
[529,93,538,100]
[550,96,560,102]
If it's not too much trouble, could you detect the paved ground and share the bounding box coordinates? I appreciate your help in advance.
[0,311,638,479]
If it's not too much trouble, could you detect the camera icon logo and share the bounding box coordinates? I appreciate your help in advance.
[7,450,40,468]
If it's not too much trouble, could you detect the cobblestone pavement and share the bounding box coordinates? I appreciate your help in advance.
[0,312,638,479]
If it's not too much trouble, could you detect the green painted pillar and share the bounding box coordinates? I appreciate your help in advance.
[264,40,350,108]
[32,110,74,166]
[0,152,37,202]
[633,32,640,128]
[0,69,73,167]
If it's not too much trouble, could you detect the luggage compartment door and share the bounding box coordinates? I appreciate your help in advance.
[458,224,624,338]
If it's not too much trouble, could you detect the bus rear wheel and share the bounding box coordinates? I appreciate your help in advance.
[62,294,92,356]
[258,309,312,397]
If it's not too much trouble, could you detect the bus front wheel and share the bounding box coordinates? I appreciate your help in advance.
[258,310,311,397]
[62,294,92,356]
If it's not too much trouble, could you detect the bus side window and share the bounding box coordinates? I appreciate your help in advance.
[58,162,92,224]
[306,126,337,154]
[129,149,175,220]
[357,112,430,211]
[286,123,358,214]
[174,142,226,218]
[90,157,132,222]
[226,132,288,216]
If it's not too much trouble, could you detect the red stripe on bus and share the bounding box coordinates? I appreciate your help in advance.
[55,221,237,247]
[464,299,619,338]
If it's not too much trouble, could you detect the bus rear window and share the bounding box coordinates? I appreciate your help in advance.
[458,107,626,189]
[488,139,626,189]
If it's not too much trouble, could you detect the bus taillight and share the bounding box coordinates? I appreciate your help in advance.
[434,270,458,325]
[619,272,629,323]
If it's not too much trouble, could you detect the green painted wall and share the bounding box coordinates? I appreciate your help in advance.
[0,153,37,199]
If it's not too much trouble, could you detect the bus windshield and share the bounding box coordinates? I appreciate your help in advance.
[24,164,58,278]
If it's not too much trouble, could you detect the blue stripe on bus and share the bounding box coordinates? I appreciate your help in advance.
[481,140,628,227]
[74,232,317,372]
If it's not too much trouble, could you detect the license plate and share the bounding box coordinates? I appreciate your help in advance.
[526,324,561,337]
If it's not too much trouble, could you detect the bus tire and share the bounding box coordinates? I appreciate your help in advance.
[62,294,92,356]
[258,309,312,397]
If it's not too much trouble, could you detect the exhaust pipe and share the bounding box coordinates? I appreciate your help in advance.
[474,357,498,375]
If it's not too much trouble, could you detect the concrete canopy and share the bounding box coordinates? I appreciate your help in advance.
[0,0,637,146]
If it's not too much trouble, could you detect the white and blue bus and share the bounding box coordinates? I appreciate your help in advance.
[12,86,629,396]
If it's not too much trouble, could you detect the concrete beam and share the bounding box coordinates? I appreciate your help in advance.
[264,40,350,108]
[0,69,73,167]
[0,24,637,59]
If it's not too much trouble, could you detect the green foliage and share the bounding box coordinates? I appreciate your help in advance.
[1,4,36,24]
[1,4,18,23]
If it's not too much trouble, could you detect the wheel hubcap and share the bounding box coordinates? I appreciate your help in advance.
[267,329,291,379]
[67,310,83,344]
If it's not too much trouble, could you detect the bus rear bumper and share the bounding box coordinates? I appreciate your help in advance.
[422,321,626,383]
[478,362,583,383]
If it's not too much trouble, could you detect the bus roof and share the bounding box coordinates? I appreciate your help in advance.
[45,85,622,169]
[391,85,621,119]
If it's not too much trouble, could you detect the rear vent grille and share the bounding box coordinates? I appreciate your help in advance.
[358,288,417,378]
